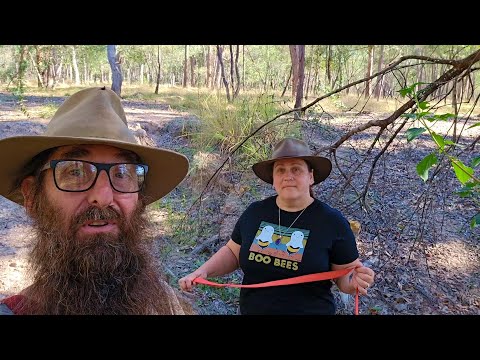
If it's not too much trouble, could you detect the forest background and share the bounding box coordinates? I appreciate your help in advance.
[0,45,478,315]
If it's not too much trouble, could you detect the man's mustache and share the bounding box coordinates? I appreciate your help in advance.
[72,206,122,228]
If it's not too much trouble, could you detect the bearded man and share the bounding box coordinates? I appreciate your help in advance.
[0,87,193,315]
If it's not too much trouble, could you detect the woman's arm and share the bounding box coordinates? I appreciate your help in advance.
[178,239,240,291]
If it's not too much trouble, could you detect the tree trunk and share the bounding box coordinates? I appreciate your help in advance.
[305,45,314,100]
[229,45,235,96]
[183,45,189,87]
[281,65,292,97]
[325,45,332,86]
[29,50,44,88]
[72,46,80,85]
[107,45,123,97]
[216,45,231,102]
[213,54,220,89]
[233,45,240,99]
[155,45,161,94]
[83,58,88,84]
[190,55,196,87]
[16,45,28,90]
[375,45,384,100]
[365,45,374,98]
[294,45,305,117]
[289,45,299,97]
[206,45,211,88]
[242,45,245,91]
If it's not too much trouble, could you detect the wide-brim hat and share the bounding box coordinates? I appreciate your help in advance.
[0,87,189,206]
[252,137,332,185]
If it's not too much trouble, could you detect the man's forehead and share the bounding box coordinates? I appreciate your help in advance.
[52,144,139,160]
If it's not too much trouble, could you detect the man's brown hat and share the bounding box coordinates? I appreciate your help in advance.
[0,87,189,205]
[252,137,331,184]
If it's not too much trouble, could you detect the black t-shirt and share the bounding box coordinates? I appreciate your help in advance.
[231,196,358,315]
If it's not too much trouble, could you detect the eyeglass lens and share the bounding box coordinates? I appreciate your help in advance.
[54,160,146,192]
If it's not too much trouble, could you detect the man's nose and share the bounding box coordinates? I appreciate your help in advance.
[86,170,113,207]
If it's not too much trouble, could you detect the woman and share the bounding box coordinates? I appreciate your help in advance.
[179,137,375,314]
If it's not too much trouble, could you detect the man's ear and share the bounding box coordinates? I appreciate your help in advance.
[21,176,35,214]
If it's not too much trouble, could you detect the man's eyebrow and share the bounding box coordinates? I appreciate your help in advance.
[58,146,90,159]
[117,150,142,163]
[58,147,141,163]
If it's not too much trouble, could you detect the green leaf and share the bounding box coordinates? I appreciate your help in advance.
[471,156,480,168]
[406,127,426,142]
[431,132,445,151]
[470,214,480,228]
[418,101,429,110]
[467,122,480,129]
[417,111,431,118]
[416,153,438,182]
[436,113,455,121]
[399,85,415,97]
[424,113,437,122]
[401,113,417,119]
[451,158,474,185]
[456,188,472,198]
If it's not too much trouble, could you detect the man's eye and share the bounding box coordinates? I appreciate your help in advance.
[67,168,84,177]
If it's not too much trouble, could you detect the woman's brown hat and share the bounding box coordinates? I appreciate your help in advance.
[252,137,332,184]
[0,87,189,206]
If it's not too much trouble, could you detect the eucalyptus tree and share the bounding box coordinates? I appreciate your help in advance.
[107,45,122,96]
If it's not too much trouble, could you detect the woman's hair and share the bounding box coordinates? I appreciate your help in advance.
[305,161,314,197]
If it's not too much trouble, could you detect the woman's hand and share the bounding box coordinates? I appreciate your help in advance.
[178,269,208,292]
[351,265,375,295]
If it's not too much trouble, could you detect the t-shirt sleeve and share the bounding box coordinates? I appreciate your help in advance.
[231,202,256,245]
[231,211,245,245]
[330,213,359,265]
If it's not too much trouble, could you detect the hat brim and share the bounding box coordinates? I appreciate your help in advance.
[252,155,332,185]
[0,135,189,206]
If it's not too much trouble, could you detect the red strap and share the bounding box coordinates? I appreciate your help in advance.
[193,267,361,315]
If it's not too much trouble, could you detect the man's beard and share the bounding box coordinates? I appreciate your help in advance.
[19,188,175,315]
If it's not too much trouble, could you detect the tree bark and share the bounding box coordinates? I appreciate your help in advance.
[72,46,80,85]
[155,45,161,94]
[190,55,196,87]
[233,45,240,99]
[294,45,305,117]
[281,65,292,98]
[375,45,384,100]
[216,45,231,102]
[206,45,211,88]
[183,45,189,87]
[326,45,332,86]
[289,45,299,97]
[107,45,123,97]
[365,45,374,98]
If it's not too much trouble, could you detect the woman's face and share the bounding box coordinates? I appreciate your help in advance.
[272,158,314,202]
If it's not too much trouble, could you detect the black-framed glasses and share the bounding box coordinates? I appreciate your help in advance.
[39,159,149,193]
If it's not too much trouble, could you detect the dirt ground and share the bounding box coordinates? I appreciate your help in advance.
[0,90,478,315]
